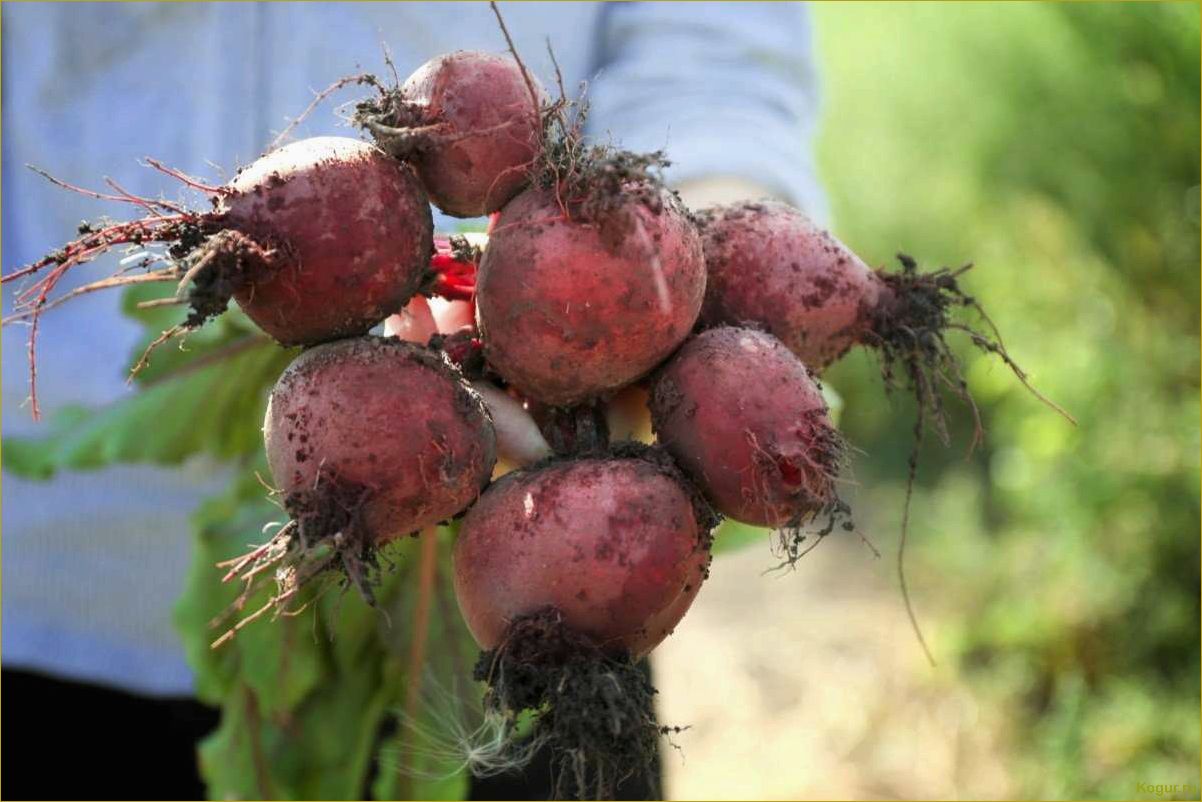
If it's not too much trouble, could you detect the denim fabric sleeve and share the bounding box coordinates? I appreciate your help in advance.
[584,2,828,220]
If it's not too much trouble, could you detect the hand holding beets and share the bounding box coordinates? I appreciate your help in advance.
[1,15,1070,797]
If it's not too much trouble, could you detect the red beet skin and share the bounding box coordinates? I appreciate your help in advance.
[650,326,841,528]
[453,456,711,658]
[222,136,433,346]
[264,337,495,542]
[477,186,706,406]
[699,200,882,371]
[400,51,545,218]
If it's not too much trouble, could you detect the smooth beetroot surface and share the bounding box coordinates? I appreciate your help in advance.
[264,337,495,542]
[699,200,881,371]
[453,455,711,658]
[650,326,840,527]
[398,51,544,217]
[477,186,706,406]
[223,137,433,345]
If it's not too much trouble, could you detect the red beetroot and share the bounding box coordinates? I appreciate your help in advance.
[699,200,881,371]
[453,450,714,658]
[220,137,434,345]
[650,326,843,530]
[264,336,496,542]
[699,202,1072,662]
[213,336,495,646]
[358,51,545,217]
[453,448,716,798]
[2,136,434,416]
[698,200,1073,438]
[476,185,706,406]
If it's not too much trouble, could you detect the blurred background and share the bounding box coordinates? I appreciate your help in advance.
[658,2,1200,799]
[2,2,1197,800]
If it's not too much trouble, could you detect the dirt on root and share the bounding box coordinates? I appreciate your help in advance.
[181,226,278,328]
[868,253,988,445]
[474,607,681,800]
[283,476,386,601]
[522,66,693,254]
[211,476,388,649]
[865,253,1075,666]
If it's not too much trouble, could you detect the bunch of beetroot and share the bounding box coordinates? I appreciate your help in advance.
[2,19,1070,799]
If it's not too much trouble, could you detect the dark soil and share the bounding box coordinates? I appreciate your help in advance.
[530,400,611,457]
[182,226,278,328]
[283,475,384,605]
[473,607,679,800]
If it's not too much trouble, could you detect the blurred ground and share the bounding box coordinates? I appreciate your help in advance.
[657,517,1015,800]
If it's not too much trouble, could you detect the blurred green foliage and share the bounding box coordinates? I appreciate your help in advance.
[812,3,1199,797]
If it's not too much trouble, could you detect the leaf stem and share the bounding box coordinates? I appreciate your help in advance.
[399,527,440,786]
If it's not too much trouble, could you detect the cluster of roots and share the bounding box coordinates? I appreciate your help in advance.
[489,5,672,230]
[764,432,860,569]
[177,227,280,328]
[498,25,677,240]
[211,477,382,649]
[351,81,521,172]
[871,253,987,450]
[534,102,678,257]
[775,496,857,568]
[761,412,857,568]
[870,253,1073,450]
[0,165,271,417]
[537,126,671,219]
[867,253,1074,664]
[473,608,678,800]
[351,79,430,154]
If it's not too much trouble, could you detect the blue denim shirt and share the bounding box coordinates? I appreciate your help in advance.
[1,2,823,695]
